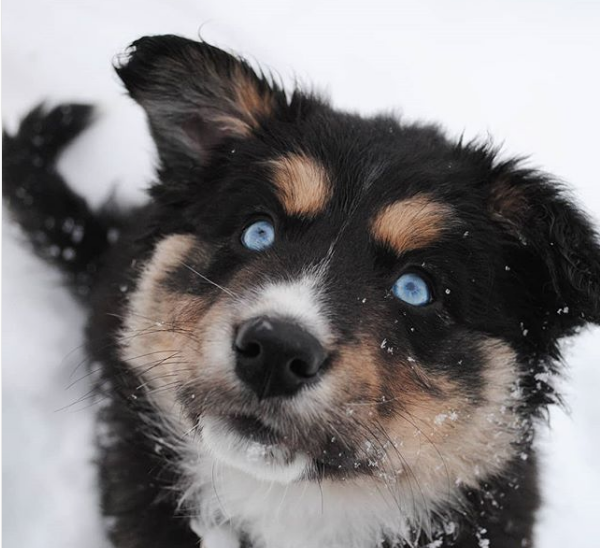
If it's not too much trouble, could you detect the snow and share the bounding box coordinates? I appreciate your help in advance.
[2,1,600,547]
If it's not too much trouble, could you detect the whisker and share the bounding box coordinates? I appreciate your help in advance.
[181,262,237,298]
[354,418,410,517]
[212,460,229,518]
[55,380,110,412]
[65,365,104,390]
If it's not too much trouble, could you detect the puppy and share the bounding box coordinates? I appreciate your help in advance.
[4,35,600,548]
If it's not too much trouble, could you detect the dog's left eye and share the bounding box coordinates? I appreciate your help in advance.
[241,220,275,251]
[392,272,432,306]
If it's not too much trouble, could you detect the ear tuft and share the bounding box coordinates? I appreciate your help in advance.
[115,35,283,165]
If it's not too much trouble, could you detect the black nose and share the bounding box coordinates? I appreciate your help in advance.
[234,316,327,399]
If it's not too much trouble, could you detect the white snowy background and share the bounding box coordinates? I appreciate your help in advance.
[2,1,600,546]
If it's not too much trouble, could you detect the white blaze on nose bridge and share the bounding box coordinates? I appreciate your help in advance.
[241,276,332,346]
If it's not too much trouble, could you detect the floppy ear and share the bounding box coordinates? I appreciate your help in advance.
[115,35,285,167]
[488,162,600,332]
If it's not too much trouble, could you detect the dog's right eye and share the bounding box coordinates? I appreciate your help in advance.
[241,220,275,251]
[392,272,432,306]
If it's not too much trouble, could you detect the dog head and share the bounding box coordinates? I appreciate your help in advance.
[115,35,600,527]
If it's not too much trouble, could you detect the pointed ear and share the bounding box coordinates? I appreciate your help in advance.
[488,162,600,329]
[115,35,285,166]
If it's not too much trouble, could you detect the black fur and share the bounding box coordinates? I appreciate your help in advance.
[4,35,600,548]
[2,104,124,297]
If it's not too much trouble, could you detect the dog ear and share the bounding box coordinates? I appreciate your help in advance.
[488,162,600,332]
[115,35,285,167]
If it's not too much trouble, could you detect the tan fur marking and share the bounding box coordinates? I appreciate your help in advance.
[268,153,332,217]
[210,68,276,137]
[371,195,454,254]
[120,234,208,425]
[318,336,521,514]
[378,339,521,495]
[331,341,382,399]
[233,67,275,129]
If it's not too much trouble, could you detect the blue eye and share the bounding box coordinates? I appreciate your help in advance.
[241,220,275,251]
[392,272,432,306]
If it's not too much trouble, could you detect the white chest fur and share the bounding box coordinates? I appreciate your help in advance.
[182,449,425,548]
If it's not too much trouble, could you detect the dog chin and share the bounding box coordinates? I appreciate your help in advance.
[201,415,310,484]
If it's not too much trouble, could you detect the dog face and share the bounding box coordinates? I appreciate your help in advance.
[116,36,600,524]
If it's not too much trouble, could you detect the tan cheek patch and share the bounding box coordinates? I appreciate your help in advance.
[268,153,332,217]
[370,339,521,498]
[318,340,446,457]
[371,195,454,254]
[119,234,211,425]
[328,342,382,402]
[324,336,521,507]
[330,340,435,408]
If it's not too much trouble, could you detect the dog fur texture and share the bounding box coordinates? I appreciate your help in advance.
[4,35,600,548]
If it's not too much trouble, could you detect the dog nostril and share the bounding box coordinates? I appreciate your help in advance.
[234,316,327,398]
[236,341,261,358]
[288,358,314,379]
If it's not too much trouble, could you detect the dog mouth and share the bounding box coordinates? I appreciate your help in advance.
[226,413,282,445]
[201,411,369,483]
[201,413,311,483]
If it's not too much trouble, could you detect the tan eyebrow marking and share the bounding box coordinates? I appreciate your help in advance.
[371,195,454,254]
[267,153,332,217]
